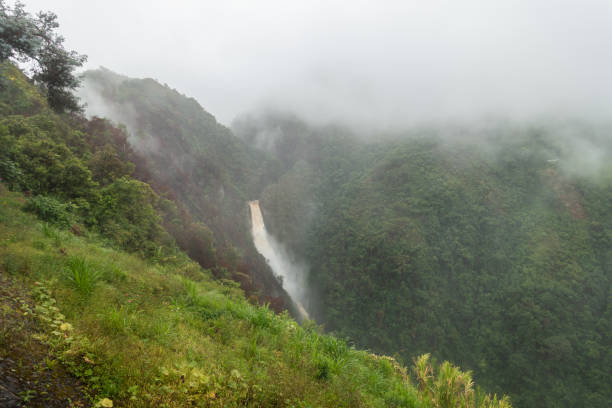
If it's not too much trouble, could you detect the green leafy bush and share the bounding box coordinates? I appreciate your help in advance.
[0,158,24,190]
[95,177,166,254]
[24,195,74,227]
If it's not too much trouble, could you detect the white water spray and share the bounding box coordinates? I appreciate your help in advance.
[249,200,310,320]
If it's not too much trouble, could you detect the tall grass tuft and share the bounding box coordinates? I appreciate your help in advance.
[413,353,511,408]
[101,306,129,335]
[40,222,63,246]
[64,256,100,297]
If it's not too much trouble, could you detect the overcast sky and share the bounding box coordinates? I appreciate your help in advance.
[21,0,612,129]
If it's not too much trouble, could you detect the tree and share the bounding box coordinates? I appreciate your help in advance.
[0,1,86,112]
[89,145,135,186]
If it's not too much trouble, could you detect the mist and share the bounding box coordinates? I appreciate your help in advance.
[77,72,164,155]
[20,0,612,131]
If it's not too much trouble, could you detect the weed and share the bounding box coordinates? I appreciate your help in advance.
[41,222,54,238]
[63,256,100,297]
[249,303,273,329]
[101,306,129,335]
[44,356,58,370]
[2,253,19,275]
[322,335,348,361]
[315,356,330,380]
[133,315,172,342]
[413,354,512,408]
[102,264,127,283]
[32,239,46,250]
[2,252,29,276]
[18,389,37,403]
[41,222,63,246]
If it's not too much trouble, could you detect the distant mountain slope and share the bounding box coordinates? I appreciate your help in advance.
[80,68,278,235]
[237,114,612,408]
[79,68,290,309]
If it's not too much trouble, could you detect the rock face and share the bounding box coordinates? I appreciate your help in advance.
[0,275,88,407]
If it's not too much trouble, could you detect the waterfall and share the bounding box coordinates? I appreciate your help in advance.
[248,200,310,321]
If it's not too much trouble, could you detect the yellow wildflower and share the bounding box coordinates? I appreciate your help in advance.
[59,322,73,331]
[97,398,113,407]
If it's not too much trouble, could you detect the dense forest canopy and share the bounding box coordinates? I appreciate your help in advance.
[234,113,612,408]
[1,2,611,407]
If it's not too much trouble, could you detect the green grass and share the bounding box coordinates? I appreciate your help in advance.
[40,222,63,246]
[0,184,511,407]
[63,256,101,297]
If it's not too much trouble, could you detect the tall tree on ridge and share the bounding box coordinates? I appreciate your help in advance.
[0,0,86,112]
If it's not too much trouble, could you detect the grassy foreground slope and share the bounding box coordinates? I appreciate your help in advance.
[0,185,510,407]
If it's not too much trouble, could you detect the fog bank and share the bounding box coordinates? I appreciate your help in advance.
[20,0,612,130]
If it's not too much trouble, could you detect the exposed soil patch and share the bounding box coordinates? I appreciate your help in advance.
[0,274,89,407]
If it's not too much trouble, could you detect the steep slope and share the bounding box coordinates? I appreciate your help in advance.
[80,68,279,236]
[79,68,293,309]
[0,62,510,408]
[0,185,513,407]
[236,114,612,408]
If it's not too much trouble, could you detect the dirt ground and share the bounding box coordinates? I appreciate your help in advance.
[0,274,89,407]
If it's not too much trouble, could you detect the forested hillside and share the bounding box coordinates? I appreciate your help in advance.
[0,60,297,312]
[0,52,510,408]
[236,114,612,408]
[4,1,610,407]
[79,68,300,311]
[5,43,608,406]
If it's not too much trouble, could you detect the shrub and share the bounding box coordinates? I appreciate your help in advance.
[40,222,63,246]
[0,158,24,190]
[101,264,127,283]
[413,354,511,408]
[24,195,74,227]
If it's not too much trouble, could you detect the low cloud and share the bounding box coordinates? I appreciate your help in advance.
[20,0,612,130]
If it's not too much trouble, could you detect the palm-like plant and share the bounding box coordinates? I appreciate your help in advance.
[413,354,511,408]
